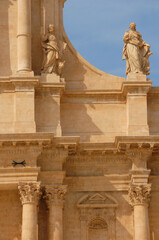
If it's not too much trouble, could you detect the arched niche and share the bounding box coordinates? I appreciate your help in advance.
[88,218,108,240]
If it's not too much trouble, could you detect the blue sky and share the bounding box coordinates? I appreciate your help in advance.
[64,0,159,86]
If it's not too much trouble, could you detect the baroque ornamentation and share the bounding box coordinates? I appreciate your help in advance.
[123,23,152,75]
[44,185,67,206]
[41,24,66,76]
[128,184,151,207]
[18,182,41,205]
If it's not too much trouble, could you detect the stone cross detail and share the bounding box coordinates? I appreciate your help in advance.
[128,184,151,207]
[18,182,42,205]
[44,185,68,207]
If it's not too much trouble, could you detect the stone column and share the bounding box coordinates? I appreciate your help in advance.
[17,0,32,73]
[44,185,67,240]
[18,182,41,240]
[128,184,151,240]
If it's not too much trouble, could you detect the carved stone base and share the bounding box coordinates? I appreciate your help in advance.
[41,73,61,83]
[127,73,147,81]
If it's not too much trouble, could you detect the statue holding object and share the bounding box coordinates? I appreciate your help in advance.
[123,23,152,76]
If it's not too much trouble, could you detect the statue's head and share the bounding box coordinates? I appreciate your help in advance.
[48,24,54,33]
[129,23,136,31]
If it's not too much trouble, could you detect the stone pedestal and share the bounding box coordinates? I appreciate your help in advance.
[12,79,38,133]
[18,182,41,240]
[44,185,67,240]
[123,80,152,136]
[129,184,151,240]
[127,73,147,82]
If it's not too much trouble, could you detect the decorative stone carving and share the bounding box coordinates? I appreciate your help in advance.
[77,193,118,208]
[44,185,67,206]
[123,23,152,75]
[89,218,107,229]
[18,182,41,205]
[41,24,66,76]
[128,184,151,206]
[77,193,117,240]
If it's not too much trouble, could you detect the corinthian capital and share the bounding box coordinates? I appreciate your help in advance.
[128,184,151,207]
[44,185,67,206]
[18,182,41,205]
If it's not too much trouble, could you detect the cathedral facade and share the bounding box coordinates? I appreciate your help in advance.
[0,1,158,240]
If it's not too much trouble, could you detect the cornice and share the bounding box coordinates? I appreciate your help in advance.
[62,89,126,103]
[0,133,54,147]
[71,136,159,156]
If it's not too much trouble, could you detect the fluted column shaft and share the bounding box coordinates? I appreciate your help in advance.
[17,0,32,72]
[44,185,67,240]
[129,184,151,240]
[18,182,41,240]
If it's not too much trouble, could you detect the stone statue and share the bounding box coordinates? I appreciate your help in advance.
[41,24,59,74]
[122,23,152,75]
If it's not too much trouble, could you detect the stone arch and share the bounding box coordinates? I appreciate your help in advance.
[88,217,107,230]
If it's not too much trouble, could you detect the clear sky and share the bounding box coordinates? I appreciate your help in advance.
[63,0,159,86]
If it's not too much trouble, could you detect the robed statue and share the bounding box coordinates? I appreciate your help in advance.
[122,23,152,75]
[41,24,66,75]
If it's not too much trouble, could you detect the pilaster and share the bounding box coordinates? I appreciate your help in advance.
[44,185,67,240]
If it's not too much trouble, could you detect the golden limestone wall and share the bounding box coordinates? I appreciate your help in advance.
[0,1,159,240]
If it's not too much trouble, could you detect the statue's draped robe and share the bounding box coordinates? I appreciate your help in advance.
[41,34,59,73]
[123,30,151,75]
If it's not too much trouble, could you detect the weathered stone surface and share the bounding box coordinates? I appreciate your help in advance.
[0,1,158,240]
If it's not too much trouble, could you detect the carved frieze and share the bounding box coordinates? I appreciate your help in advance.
[18,182,41,205]
[128,184,151,207]
[44,185,67,206]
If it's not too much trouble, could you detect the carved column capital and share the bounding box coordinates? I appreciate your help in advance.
[18,182,41,205]
[128,184,151,207]
[44,185,67,207]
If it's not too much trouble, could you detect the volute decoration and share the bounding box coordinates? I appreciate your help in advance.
[44,185,67,206]
[18,182,41,205]
[123,23,152,75]
[128,184,151,207]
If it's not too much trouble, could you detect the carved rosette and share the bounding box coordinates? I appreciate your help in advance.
[18,182,41,205]
[128,184,151,207]
[44,185,67,207]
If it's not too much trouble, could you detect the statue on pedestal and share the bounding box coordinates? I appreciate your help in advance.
[122,23,152,75]
[41,24,66,76]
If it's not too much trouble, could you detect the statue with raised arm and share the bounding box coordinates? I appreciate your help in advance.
[41,24,59,74]
[122,23,152,76]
